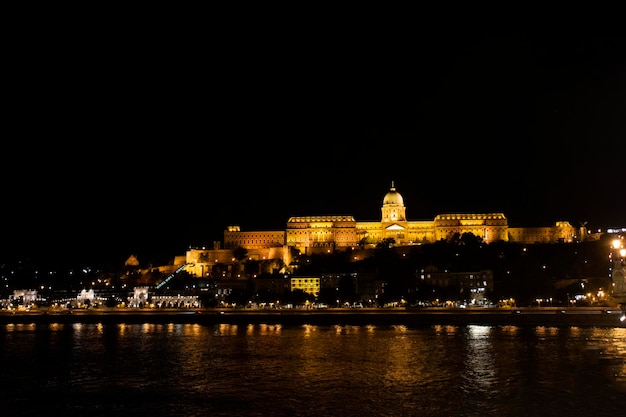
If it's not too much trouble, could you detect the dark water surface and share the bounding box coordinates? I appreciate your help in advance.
[1,322,625,416]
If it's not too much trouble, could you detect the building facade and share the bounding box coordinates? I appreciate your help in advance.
[180,182,580,280]
[222,181,578,254]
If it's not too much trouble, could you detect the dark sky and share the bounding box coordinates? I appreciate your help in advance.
[3,12,625,268]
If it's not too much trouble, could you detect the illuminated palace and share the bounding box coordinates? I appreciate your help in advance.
[181,182,581,278]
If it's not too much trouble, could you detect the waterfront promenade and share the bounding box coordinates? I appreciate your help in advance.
[1,306,625,327]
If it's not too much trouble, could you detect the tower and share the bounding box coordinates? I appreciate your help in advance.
[380,181,408,244]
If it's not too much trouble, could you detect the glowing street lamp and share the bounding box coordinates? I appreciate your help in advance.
[609,237,626,320]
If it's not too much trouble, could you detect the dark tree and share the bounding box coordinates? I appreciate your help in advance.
[233,246,248,261]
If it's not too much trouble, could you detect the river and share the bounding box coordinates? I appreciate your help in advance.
[1,320,625,416]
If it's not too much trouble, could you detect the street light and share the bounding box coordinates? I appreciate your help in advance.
[609,237,626,320]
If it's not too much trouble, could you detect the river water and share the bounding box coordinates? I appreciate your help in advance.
[1,321,625,416]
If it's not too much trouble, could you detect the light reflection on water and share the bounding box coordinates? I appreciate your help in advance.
[1,323,625,417]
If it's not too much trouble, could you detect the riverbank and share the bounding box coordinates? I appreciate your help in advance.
[1,307,625,327]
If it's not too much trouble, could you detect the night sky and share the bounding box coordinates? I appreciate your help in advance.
[3,13,625,268]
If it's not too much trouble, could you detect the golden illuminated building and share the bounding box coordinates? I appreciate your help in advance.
[507,221,577,244]
[290,277,320,297]
[224,225,285,249]
[224,181,577,253]
[184,182,579,277]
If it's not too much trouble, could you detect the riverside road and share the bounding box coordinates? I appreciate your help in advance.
[1,307,625,327]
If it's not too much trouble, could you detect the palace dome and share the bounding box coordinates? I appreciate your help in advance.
[383,184,404,206]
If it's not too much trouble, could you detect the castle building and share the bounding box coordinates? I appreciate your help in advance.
[223,181,576,253]
[183,182,579,278]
